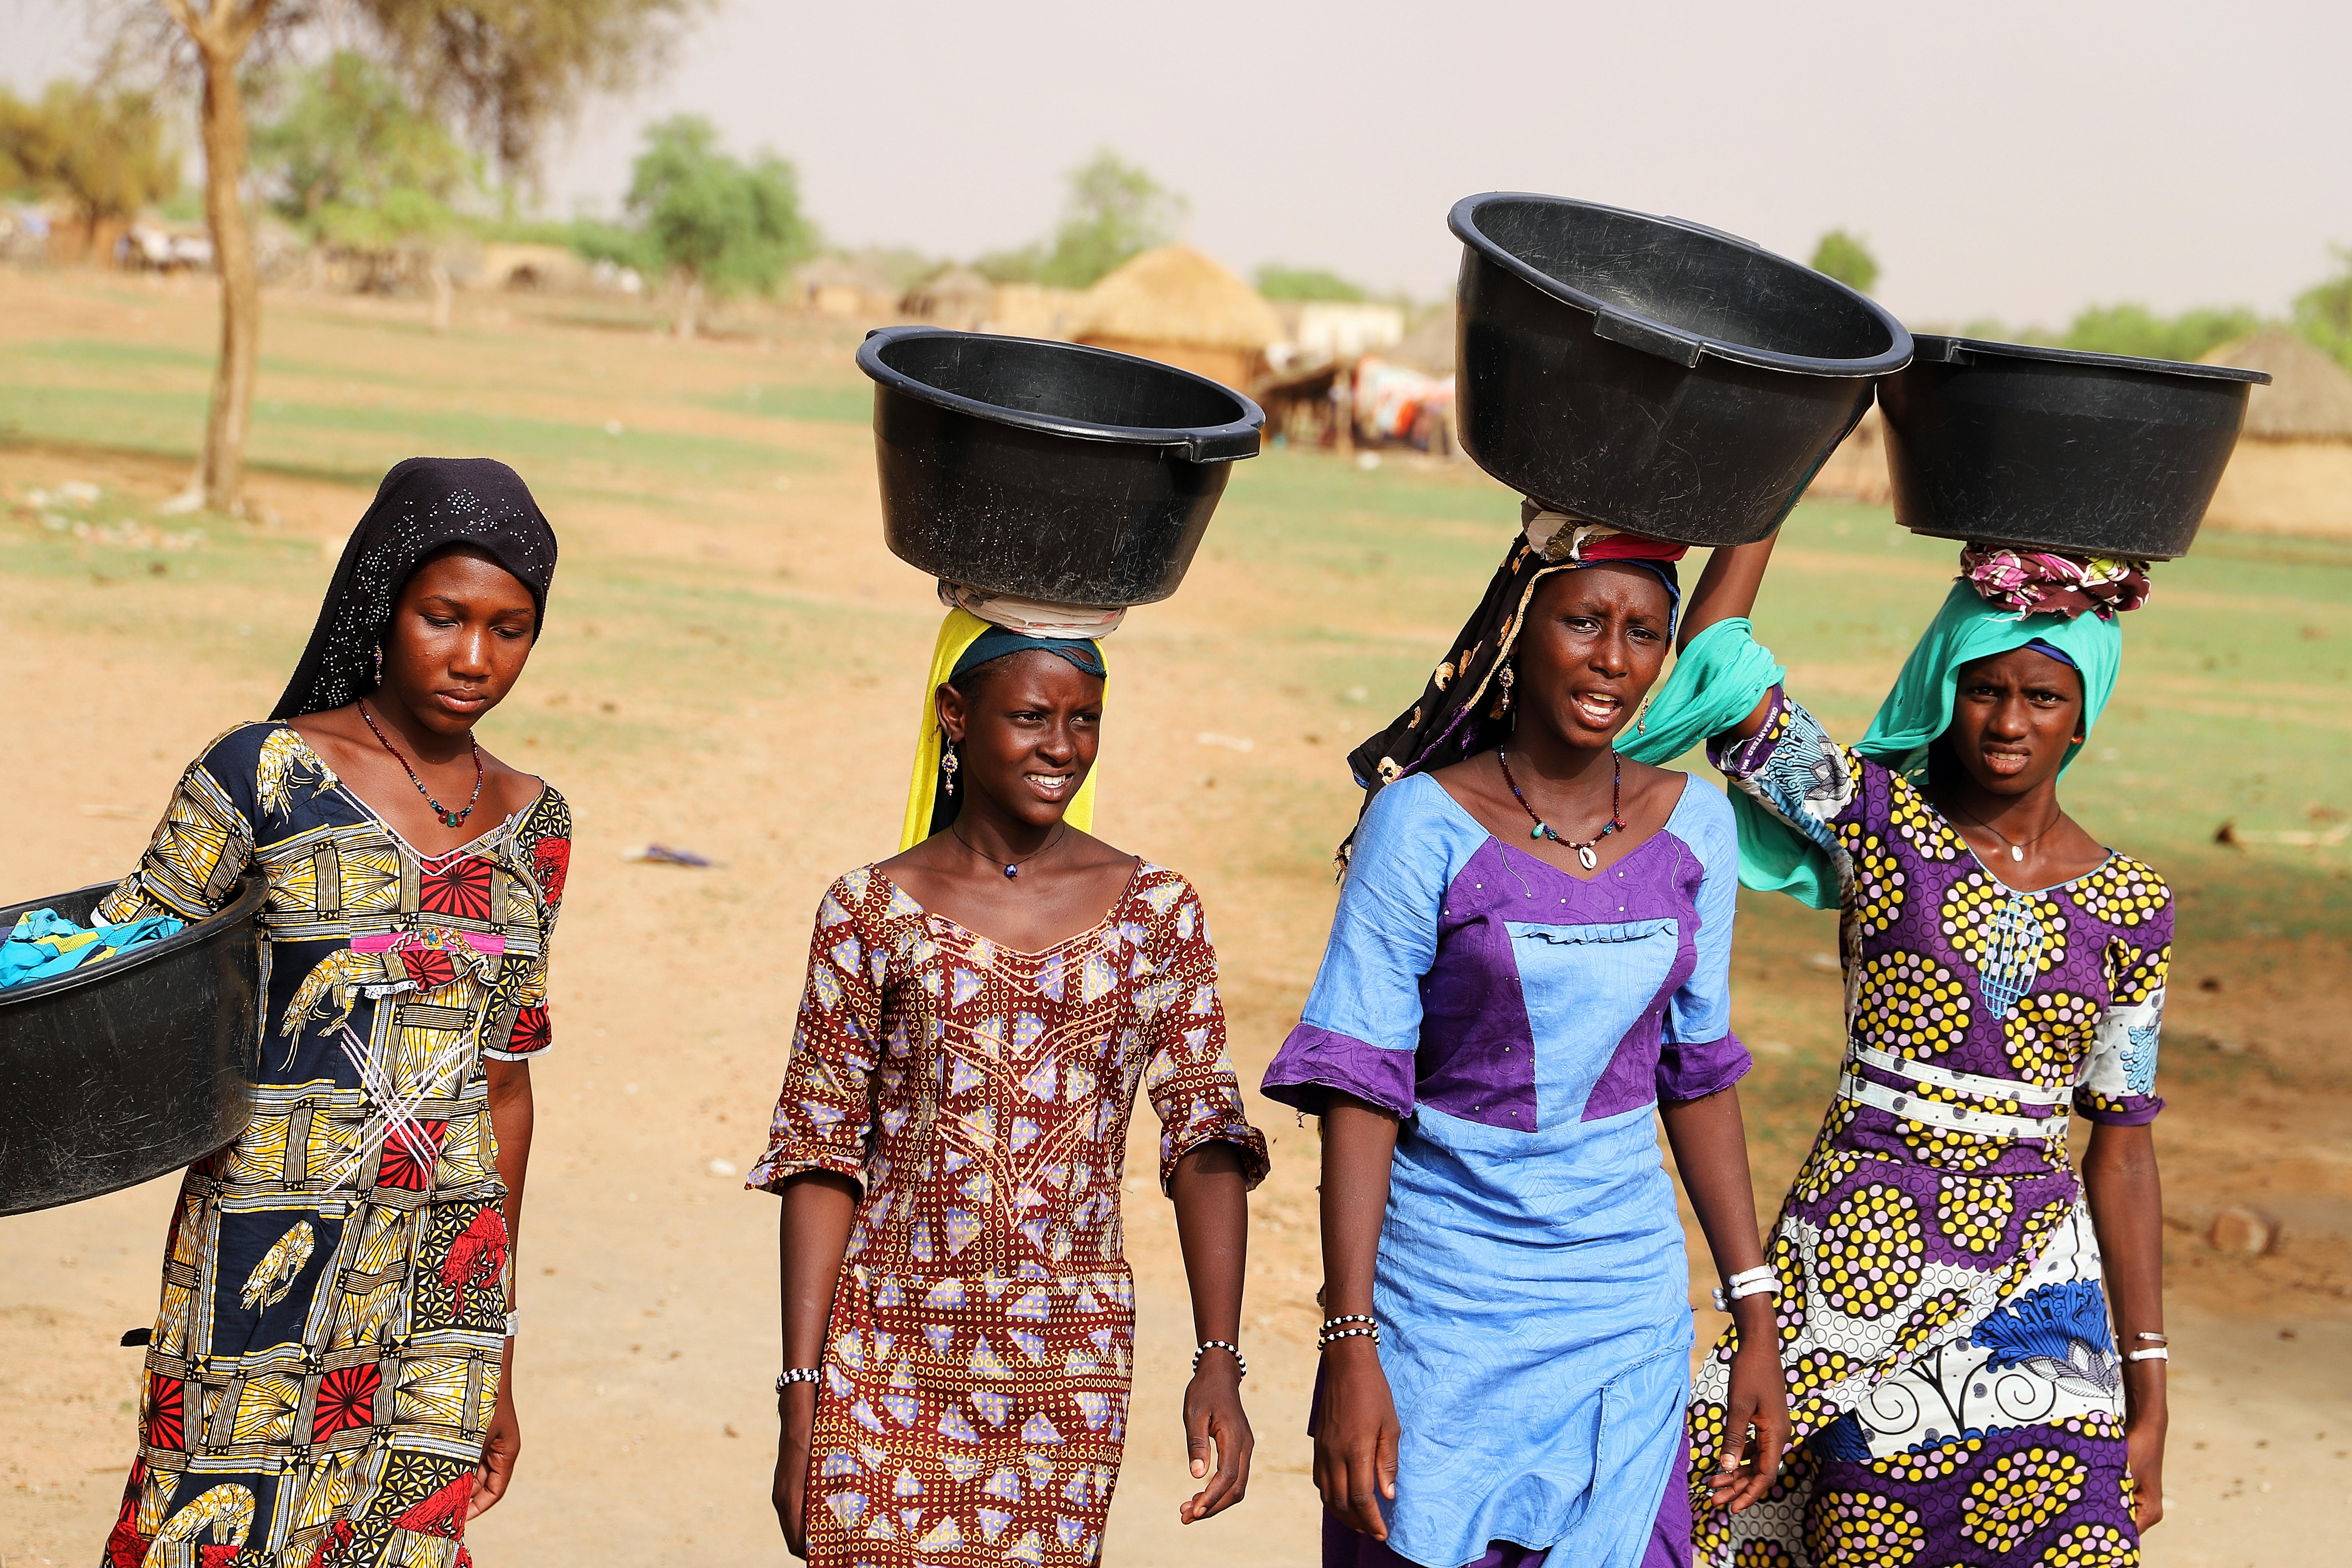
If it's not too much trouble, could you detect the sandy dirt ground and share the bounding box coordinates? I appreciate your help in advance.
[2,270,2348,1567]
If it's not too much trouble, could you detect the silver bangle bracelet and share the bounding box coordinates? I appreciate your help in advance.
[502,1309,519,1338]
[2125,1346,2170,1363]
[775,1366,823,1392]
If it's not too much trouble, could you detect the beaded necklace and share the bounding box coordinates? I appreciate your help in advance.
[1498,747,1624,870]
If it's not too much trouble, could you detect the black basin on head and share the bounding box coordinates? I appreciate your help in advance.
[1,878,265,1215]
[1449,192,1913,546]
[858,326,1264,608]
[1880,337,2269,560]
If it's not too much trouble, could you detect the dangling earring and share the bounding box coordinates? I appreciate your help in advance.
[1636,695,1651,735]
[371,645,384,685]
[1496,663,1514,713]
[940,740,960,795]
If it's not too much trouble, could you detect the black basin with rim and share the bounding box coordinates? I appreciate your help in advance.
[858,326,1264,608]
[1,878,265,1215]
[1880,336,2269,559]
[1450,191,1913,545]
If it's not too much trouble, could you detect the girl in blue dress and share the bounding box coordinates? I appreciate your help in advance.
[1265,513,1790,1568]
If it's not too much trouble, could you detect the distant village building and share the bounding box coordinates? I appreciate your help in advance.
[480,243,589,292]
[1268,300,1405,368]
[796,256,900,321]
[986,283,1089,341]
[2200,331,2352,540]
[1074,244,1285,392]
[1804,406,1892,505]
[903,266,995,331]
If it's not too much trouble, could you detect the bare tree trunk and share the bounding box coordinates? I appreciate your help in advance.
[194,46,259,513]
[675,276,701,340]
[429,254,452,333]
[160,0,274,518]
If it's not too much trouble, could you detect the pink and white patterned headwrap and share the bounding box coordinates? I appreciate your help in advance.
[1957,545,2152,620]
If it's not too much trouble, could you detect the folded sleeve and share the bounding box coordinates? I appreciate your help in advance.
[1260,777,1451,1118]
[1137,872,1270,1195]
[747,877,886,1194]
[484,789,571,1063]
[2075,895,2172,1126]
[1658,782,1752,1103]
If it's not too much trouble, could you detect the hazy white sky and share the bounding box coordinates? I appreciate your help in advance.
[9,0,2347,327]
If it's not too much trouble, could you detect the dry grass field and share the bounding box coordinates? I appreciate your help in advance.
[2,268,2348,1567]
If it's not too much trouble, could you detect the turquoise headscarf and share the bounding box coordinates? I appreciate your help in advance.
[1625,582,2122,909]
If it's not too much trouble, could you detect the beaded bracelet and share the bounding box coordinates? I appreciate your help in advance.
[1192,1340,1248,1378]
[1320,1314,1377,1333]
[1318,1325,1380,1351]
[775,1367,823,1392]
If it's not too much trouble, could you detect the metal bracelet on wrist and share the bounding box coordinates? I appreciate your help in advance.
[775,1367,822,1393]
[1191,1340,1246,1378]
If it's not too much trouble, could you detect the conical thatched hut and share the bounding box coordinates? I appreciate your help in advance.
[1075,245,1285,390]
[904,266,996,331]
[2199,331,2352,539]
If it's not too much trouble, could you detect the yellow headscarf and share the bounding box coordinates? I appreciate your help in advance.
[899,608,1106,851]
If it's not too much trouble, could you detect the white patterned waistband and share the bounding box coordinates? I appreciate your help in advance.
[1837,1042,2069,1140]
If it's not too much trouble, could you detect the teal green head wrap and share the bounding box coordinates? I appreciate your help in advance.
[1625,580,2124,910]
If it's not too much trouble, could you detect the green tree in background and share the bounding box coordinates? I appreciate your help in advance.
[254,52,477,328]
[1809,229,1879,294]
[1255,263,1366,302]
[98,0,710,514]
[625,114,816,339]
[2292,248,2352,373]
[1035,149,1185,289]
[2061,303,2257,363]
[0,80,176,254]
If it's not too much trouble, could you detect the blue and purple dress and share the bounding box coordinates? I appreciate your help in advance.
[1263,769,1753,1568]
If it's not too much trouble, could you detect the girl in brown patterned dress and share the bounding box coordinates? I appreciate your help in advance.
[750,612,1269,1567]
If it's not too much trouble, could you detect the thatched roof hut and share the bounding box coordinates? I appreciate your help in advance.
[905,266,996,330]
[1388,304,1456,376]
[2198,331,2352,540]
[796,256,899,321]
[2203,330,2352,441]
[1075,245,1285,390]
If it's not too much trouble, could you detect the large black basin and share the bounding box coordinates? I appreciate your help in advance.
[1881,336,2269,559]
[1450,193,1912,545]
[859,326,1264,607]
[1,878,265,1215]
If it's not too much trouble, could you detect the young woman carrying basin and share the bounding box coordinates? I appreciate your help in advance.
[1263,509,1792,1568]
[1669,536,2170,1566]
[749,606,1269,1567]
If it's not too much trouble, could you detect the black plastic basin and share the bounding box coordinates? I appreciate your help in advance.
[1,878,265,1215]
[1449,193,1912,545]
[1880,337,2269,559]
[858,326,1264,608]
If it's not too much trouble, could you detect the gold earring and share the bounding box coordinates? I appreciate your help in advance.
[1496,664,1514,713]
[940,741,959,795]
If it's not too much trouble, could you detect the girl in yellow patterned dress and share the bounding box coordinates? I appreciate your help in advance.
[100,459,570,1568]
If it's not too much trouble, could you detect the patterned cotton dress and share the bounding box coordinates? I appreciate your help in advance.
[95,723,569,1568]
[1687,689,2168,1568]
[747,862,1269,1568]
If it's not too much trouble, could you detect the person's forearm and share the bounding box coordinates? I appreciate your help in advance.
[1170,1142,1249,1345]
[1660,1088,1769,1279]
[1679,535,1780,650]
[2083,1124,2165,1402]
[778,1173,859,1370]
[486,1061,534,1308]
[1319,1097,1400,1316]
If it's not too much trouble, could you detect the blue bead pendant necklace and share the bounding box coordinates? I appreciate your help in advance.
[1498,747,1623,870]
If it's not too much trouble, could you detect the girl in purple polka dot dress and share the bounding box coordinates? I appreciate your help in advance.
[1665,536,2170,1567]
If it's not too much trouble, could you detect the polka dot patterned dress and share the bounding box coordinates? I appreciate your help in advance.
[747,864,1268,1568]
[1688,688,2168,1568]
